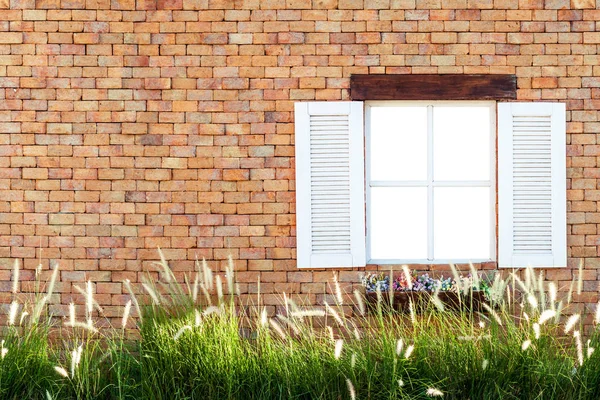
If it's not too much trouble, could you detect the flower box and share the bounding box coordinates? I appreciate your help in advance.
[365,290,489,313]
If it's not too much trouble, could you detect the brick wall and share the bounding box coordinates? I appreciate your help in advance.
[0,0,599,326]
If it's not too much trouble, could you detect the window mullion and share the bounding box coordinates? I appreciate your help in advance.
[427,105,434,261]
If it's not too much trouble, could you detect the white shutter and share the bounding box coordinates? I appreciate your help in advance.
[294,101,366,268]
[498,102,566,268]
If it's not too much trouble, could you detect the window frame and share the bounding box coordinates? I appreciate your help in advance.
[365,100,497,265]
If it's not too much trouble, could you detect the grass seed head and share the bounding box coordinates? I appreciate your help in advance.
[587,339,594,359]
[174,325,192,341]
[396,339,404,356]
[86,280,93,315]
[402,265,413,290]
[202,258,212,291]
[12,259,19,294]
[482,303,502,326]
[327,326,334,342]
[404,344,414,359]
[521,340,531,351]
[450,264,462,293]
[269,318,287,341]
[574,330,583,366]
[549,282,557,304]
[142,282,160,305]
[353,290,365,316]
[278,315,300,336]
[122,300,132,330]
[47,265,59,297]
[54,366,69,378]
[526,294,538,309]
[565,314,580,334]
[334,339,343,360]
[216,275,223,304]
[533,323,540,340]
[409,299,416,325]
[334,274,343,306]
[68,303,76,326]
[426,388,444,397]
[194,309,202,327]
[431,292,445,312]
[539,309,556,325]
[8,301,18,326]
[577,259,583,295]
[324,301,344,327]
[291,309,325,318]
[346,379,356,400]
[260,307,269,327]
[124,279,142,323]
[19,311,28,326]
[226,256,235,297]
[203,306,222,316]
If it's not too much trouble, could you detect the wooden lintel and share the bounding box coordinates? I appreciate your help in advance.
[350,74,517,101]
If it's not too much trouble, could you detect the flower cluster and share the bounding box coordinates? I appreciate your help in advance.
[361,273,390,292]
[363,272,489,294]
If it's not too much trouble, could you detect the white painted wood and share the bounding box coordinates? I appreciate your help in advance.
[498,102,566,268]
[294,101,366,268]
[427,105,434,261]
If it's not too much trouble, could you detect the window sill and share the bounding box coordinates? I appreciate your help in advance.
[368,258,495,265]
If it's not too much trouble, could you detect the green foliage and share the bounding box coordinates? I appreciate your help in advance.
[2,256,600,399]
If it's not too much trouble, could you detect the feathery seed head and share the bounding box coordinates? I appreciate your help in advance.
[54,366,69,378]
[565,314,580,334]
[11,260,19,294]
[533,323,540,340]
[404,344,414,359]
[334,339,344,360]
[122,300,132,330]
[396,339,404,356]
[539,309,556,325]
[8,302,18,326]
[346,379,356,400]
[426,388,444,397]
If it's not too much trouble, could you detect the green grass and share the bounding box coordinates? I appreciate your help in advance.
[2,256,600,399]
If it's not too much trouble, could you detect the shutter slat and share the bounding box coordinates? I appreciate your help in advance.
[498,102,566,268]
[295,101,366,268]
[513,114,554,254]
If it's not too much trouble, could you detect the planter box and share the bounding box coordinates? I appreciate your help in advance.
[365,291,489,313]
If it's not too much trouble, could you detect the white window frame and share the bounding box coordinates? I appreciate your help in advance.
[365,100,497,265]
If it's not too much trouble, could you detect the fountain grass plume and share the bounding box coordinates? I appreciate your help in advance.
[122,300,132,330]
[12,259,19,295]
[4,251,600,400]
[577,259,584,296]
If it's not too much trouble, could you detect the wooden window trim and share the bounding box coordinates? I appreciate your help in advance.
[350,74,517,101]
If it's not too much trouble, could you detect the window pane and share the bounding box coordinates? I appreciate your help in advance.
[433,187,491,260]
[370,106,427,181]
[370,187,427,260]
[433,106,491,181]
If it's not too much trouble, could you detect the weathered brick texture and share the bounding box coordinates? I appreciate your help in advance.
[0,0,599,327]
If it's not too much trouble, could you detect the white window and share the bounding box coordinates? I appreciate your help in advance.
[366,102,495,264]
[294,101,566,269]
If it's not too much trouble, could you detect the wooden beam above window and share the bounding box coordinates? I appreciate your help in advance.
[350,74,517,101]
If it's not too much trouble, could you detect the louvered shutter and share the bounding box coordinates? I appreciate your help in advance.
[294,102,366,268]
[498,102,566,268]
